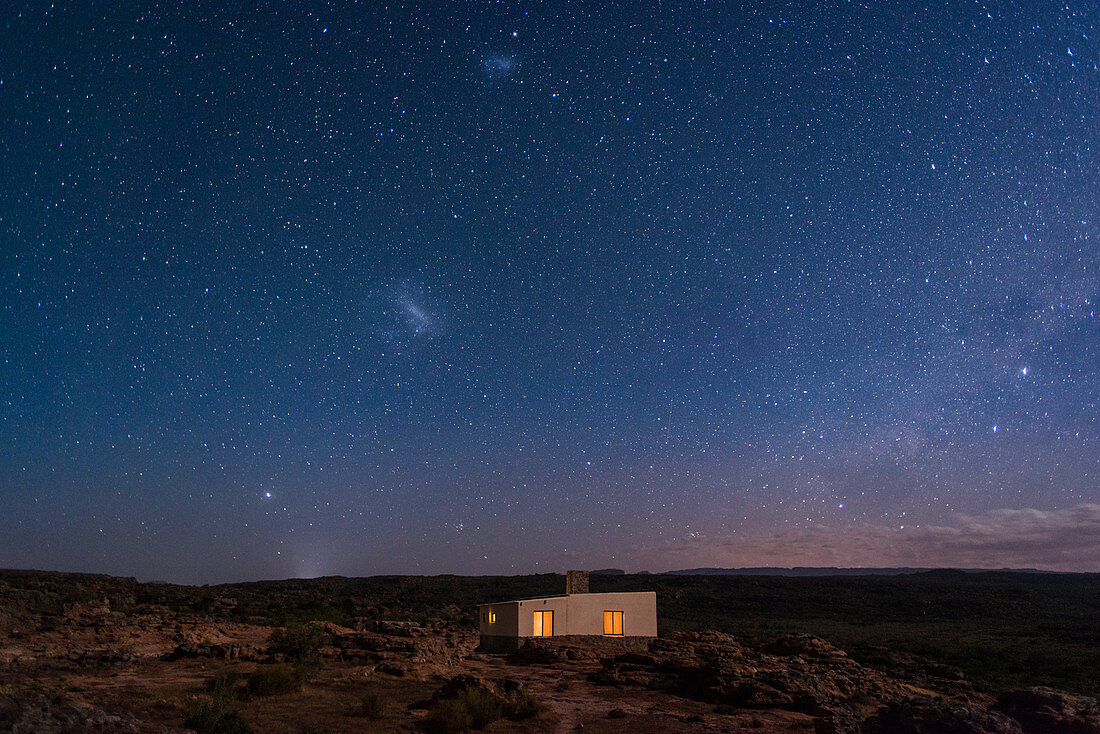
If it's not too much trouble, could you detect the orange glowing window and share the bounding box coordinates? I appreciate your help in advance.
[603,610,624,636]
[488,610,496,624]
[532,610,553,637]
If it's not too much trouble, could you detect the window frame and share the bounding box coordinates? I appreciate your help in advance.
[532,609,554,637]
[603,610,624,636]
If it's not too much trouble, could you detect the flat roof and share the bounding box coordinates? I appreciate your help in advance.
[477,591,655,607]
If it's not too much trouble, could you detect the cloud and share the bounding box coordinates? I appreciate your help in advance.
[634,504,1100,573]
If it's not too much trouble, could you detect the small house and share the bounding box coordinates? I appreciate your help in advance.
[477,570,656,651]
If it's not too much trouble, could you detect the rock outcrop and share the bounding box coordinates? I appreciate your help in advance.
[588,631,1100,733]
[320,620,478,677]
[0,694,185,733]
[863,696,1024,734]
[594,631,915,719]
[994,687,1100,734]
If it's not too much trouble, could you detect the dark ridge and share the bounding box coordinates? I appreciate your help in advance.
[659,567,1062,577]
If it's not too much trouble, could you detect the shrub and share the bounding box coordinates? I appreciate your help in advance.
[247,663,305,697]
[294,724,331,734]
[184,697,251,734]
[360,689,388,719]
[0,687,22,729]
[459,686,503,728]
[608,707,627,719]
[425,685,503,732]
[425,697,473,733]
[502,689,545,720]
[207,668,244,700]
[268,621,327,666]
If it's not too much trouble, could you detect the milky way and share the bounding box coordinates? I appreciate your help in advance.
[0,2,1096,582]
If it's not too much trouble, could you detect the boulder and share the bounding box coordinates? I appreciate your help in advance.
[864,696,1024,734]
[995,687,1100,734]
[764,634,850,659]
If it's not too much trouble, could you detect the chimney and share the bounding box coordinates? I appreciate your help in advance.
[566,570,589,595]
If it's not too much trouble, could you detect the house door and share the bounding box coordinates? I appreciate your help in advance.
[532,610,553,636]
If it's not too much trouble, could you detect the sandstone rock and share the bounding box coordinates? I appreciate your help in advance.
[815,712,864,734]
[375,619,428,637]
[864,696,1024,734]
[509,639,569,664]
[995,687,1100,734]
[724,680,795,707]
[764,634,850,659]
[310,620,354,636]
[331,630,417,654]
[163,641,240,661]
[75,648,136,665]
[588,628,941,722]
[376,661,409,677]
[0,694,184,733]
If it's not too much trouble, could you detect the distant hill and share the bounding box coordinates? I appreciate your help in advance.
[658,567,1057,576]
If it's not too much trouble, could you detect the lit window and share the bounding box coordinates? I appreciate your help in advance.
[533,610,553,636]
[603,610,624,636]
[489,610,496,624]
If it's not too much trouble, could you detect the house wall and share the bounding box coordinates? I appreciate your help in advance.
[561,591,657,636]
[516,595,572,636]
[478,601,519,637]
[479,592,657,639]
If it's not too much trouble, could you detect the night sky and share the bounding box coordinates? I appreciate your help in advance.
[1,2,1097,584]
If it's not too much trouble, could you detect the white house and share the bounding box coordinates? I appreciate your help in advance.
[477,571,657,651]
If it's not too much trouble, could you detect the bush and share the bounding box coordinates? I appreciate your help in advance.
[360,689,388,719]
[184,697,251,734]
[608,707,627,719]
[207,668,244,700]
[247,663,305,697]
[0,687,22,729]
[268,621,327,666]
[425,697,473,733]
[460,687,503,728]
[425,685,503,733]
[502,689,545,720]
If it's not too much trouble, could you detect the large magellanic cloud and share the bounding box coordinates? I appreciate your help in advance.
[637,504,1100,573]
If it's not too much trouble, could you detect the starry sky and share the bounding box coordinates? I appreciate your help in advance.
[1,2,1097,583]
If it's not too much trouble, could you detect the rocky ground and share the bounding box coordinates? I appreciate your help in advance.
[0,572,1097,733]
